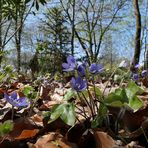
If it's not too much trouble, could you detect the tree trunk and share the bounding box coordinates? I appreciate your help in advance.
[71,0,75,56]
[131,0,141,71]
[14,3,25,73]
[16,40,21,72]
[15,6,21,73]
[0,0,3,66]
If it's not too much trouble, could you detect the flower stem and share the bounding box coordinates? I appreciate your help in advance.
[11,105,14,120]
[91,76,99,112]
[81,92,95,119]
[77,92,89,119]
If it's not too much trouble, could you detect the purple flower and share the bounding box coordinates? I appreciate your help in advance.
[4,91,30,107]
[62,55,77,71]
[89,63,104,74]
[141,70,147,77]
[77,65,85,77]
[132,73,139,81]
[71,76,87,92]
[135,64,140,69]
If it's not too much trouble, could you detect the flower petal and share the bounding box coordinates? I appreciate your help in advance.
[70,76,87,92]
[89,63,97,73]
[62,63,69,69]
[132,73,139,81]
[11,91,17,99]
[141,70,147,77]
[18,97,30,107]
[67,55,76,64]
[77,65,85,77]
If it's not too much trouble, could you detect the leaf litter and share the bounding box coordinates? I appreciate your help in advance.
[0,77,147,148]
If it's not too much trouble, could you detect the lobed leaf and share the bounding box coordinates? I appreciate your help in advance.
[64,89,75,101]
[49,103,76,126]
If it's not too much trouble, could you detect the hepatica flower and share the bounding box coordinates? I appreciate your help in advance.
[141,70,147,77]
[77,65,85,77]
[71,76,87,92]
[89,63,104,74]
[135,64,140,69]
[132,73,139,81]
[62,55,77,71]
[4,91,29,107]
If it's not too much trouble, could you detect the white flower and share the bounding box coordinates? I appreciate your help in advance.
[119,60,128,68]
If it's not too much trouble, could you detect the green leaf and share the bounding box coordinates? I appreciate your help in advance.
[4,65,13,73]
[61,103,76,126]
[23,85,34,96]
[49,103,76,126]
[125,81,144,99]
[125,81,144,111]
[127,96,143,112]
[0,73,5,82]
[105,88,128,107]
[64,89,75,101]
[23,85,36,99]
[50,104,65,121]
[107,101,123,107]
[0,120,13,137]
[114,88,128,102]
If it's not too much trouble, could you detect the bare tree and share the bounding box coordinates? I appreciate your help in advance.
[13,1,26,72]
[0,0,13,66]
[130,0,141,71]
[60,0,127,63]
[0,0,2,63]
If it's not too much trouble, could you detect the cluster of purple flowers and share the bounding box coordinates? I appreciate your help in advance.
[62,55,104,92]
[131,64,148,81]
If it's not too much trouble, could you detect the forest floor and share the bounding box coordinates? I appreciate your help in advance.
[0,77,147,148]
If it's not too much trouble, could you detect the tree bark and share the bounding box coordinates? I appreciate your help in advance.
[131,0,141,71]
[0,0,3,66]
[71,0,75,56]
[14,3,25,73]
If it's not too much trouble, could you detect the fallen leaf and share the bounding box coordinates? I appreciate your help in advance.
[94,131,117,148]
[125,141,145,148]
[30,114,43,127]
[40,86,51,100]
[109,106,148,132]
[28,132,78,148]
[15,129,39,140]
[6,117,39,141]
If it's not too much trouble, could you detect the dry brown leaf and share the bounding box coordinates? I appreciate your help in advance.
[125,141,145,148]
[109,106,148,132]
[7,117,38,141]
[28,132,78,148]
[30,114,43,127]
[15,129,39,140]
[50,93,63,101]
[40,86,51,100]
[94,131,117,148]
